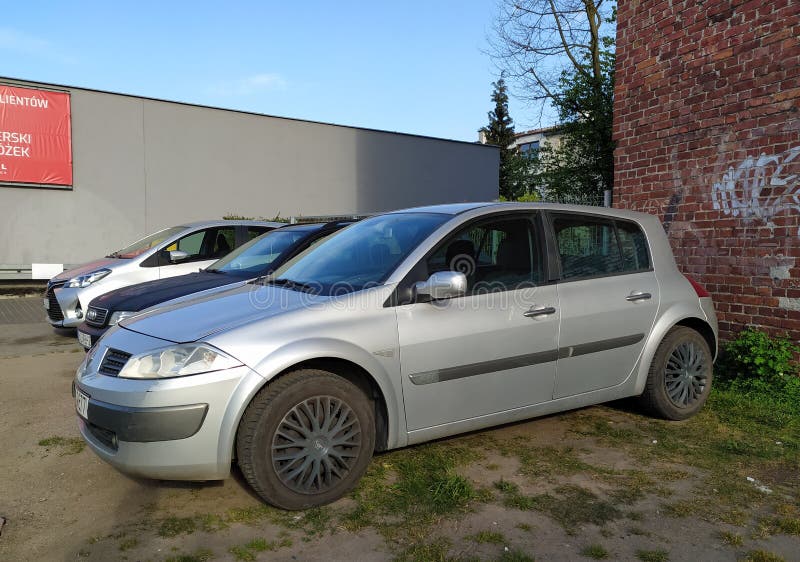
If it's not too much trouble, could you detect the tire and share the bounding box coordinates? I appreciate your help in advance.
[236,368,375,510]
[639,326,713,420]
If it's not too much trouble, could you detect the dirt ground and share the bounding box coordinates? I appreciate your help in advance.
[0,315,797,562]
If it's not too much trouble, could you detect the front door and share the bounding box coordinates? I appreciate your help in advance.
[549,213,660,398]
[397,213,560,432]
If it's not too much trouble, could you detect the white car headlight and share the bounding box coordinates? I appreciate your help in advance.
[108,311,138,326]
[117,344,242,379]
[66,269,111,288]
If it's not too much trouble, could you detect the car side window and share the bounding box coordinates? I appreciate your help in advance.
[176,230,204,256]
[617,221,651,271]
[426,216,542,293]
[552,214,623,279]
[169,227,237,263]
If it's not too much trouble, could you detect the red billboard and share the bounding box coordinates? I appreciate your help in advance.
[0,85,72,186]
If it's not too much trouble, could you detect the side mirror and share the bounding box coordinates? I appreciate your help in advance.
[169,250,189,263]
[414,271,467,302]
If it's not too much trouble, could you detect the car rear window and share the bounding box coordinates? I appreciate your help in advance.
[616,220,650,271]
[551,214,650,280]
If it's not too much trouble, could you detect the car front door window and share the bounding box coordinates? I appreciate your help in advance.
[425,216,542,294]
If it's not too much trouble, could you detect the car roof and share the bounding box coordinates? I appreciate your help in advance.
[387,202,656,222]
[274,222,325,232]
[386,202,495,215]
[178,219,286,229]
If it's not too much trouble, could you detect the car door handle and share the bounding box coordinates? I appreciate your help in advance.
[626,292,652,302]
[524,306,557,318]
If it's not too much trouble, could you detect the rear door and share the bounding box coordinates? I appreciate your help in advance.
[549,213,659,398]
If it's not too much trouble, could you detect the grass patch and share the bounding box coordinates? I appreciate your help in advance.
[230,535,294,559]
[635,550,669,562]
[164,549,214,562]
[37,435,85,455]
[123,494,328,546]
[580,544,609,559]
[158,516,197,538]
[743,551,786,562]
[531,485,621,530]
[661,495,748,526]
[118,536,138,551]
[342,442,483,545]
[469,530,505,545]
[494,481,621,532]
[756,515,800,536]
[516,523,533,532]
[496,437,604,480]
[394,538,452,562]
[229,545,255,562]
[719,531,744,546]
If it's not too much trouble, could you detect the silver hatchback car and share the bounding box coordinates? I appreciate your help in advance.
[74,203,717,510]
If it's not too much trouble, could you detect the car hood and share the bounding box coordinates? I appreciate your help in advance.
[119,283,324,343]
[89,271,247,312]
[51,258,122,283]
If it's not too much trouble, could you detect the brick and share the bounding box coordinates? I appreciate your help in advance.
[614,0,800,343]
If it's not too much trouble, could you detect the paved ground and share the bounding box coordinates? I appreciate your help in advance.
[0,296,46,325]
[0,303,797,562]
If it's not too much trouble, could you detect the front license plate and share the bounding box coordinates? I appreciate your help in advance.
[75,388,90,419]
[43,297,50,310]
[77,331,92,349]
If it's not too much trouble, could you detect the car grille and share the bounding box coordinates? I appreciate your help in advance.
[45,282,65,322]
[98,348,131,376]
[85,306,109,327]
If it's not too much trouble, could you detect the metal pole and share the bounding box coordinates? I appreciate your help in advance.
[603,189,612,208]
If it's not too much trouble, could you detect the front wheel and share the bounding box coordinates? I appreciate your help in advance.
[236,369,376,510]
[639,326,713,420]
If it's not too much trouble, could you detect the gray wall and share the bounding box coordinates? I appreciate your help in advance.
[0,79,498,273]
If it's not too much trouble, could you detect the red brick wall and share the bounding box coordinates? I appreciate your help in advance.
[614,0,800,341]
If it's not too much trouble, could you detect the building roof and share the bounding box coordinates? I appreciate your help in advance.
[514,126,561,138]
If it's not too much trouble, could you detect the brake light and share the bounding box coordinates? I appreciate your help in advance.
[684,274,710,298]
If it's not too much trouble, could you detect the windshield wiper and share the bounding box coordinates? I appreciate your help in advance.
[204,268,226,274]
[106,252,120,258]
[266,278,319,294]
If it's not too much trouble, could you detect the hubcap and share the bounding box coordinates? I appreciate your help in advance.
[271,396,362,494]
[664,341,707,407]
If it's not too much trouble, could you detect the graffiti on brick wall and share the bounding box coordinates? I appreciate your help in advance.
[712,146,800,234]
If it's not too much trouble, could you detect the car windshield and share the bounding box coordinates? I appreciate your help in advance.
[108,226,187,259]
[269,213,450,295]
[208,228,318,275]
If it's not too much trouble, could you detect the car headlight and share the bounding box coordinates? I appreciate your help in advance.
[66,269,111,288]
[117,344,242,379]
[108,311,138,326]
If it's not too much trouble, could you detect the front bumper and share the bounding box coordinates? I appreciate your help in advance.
[75,359,264,481]
[46,284,88,328]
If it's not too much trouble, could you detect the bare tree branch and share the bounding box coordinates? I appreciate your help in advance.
[488,0,615,122]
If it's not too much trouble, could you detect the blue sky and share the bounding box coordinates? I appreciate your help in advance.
[1,1,550,142]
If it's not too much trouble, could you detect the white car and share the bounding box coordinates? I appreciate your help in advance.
[45,220,282,328]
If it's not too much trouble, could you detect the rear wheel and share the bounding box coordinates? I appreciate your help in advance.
[640,326,713,420]
[236,368,375,510]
